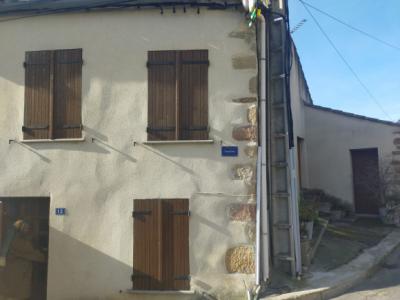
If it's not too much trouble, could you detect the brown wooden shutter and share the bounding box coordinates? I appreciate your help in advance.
[133,199,190,291]
[168,199,190,290]
[53,49,83,139]
[133,199,164,290]
[180,50,209,140]
[147,51,177,141]
[23,51,51,140]
[0,201,3,253]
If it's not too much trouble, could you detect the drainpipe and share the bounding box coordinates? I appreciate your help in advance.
[243,0,270,291]
[257,10,270,284]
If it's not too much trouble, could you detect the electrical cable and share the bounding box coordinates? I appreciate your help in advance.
[299,0,393,121]
[299,0,400,52]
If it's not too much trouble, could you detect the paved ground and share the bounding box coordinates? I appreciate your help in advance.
[311,218,393,272]
[332,246,400,300]
[262,218,395,298]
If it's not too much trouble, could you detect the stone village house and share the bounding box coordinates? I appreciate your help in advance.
[0,0,399,299]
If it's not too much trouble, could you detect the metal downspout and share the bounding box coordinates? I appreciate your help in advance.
[258,10,270,284]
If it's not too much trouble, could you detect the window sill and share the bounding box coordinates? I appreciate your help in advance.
[125,290,195,295]
[143,139,214,145]
[20,138,85,143]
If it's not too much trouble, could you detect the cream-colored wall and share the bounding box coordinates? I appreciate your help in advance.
[0,9,257,300]
[305,106,398,207]
[290,48,311,188]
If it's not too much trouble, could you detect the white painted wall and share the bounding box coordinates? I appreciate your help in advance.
[0,9,257,300]
[290,48,312,188]
[305,105,398,207]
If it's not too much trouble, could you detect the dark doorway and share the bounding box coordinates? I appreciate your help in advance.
[351,149,380,215]
[297,137,304,188]
[0,197,50,300]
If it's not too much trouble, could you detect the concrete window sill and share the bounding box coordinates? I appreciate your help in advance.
[125,290,195,295]
[143,140,214,145]
[20,138,85,143]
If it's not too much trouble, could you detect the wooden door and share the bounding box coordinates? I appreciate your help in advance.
[351,148,380,214]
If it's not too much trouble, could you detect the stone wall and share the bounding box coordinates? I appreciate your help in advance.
[224,22,258,280]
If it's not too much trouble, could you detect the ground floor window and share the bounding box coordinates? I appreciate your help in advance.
[132,199,190,290]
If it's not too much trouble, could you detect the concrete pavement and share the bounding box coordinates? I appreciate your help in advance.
[263,229,400,300]
[331,245,400,300]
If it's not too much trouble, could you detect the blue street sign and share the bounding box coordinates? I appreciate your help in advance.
[55,208,66,216]
[221,146,239,157]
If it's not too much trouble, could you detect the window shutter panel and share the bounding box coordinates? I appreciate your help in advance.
[180,50,209,140]
[0,201,3,255]
[53,49,83,139]
[24,51,51,140]
[147,51,176,141]
[133,199,163,290]
[171,199,190,290]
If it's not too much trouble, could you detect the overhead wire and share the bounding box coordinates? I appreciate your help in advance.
[299,0,400,52]
[299,0,393,121]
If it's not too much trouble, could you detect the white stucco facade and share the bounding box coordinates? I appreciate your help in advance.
[0,9,259,300]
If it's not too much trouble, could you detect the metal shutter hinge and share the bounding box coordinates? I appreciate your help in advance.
[174,275,191,281]
[132,210,152,218]
[171,210,191,216]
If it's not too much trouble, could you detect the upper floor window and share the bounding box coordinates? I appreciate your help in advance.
[147,50,209,141]
[23,49,83,140]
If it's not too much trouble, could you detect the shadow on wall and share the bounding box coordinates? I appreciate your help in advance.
[47,227,132,300]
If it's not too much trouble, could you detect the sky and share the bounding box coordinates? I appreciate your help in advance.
[288,0,400,122]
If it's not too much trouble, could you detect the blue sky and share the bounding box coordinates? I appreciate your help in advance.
[288,0,400,121]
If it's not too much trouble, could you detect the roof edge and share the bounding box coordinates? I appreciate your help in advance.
[0,1,243,17]
[305,103,400,127]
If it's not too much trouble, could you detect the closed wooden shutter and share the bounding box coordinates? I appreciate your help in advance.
[0,201,3,254]
[167,199,190,290]
[133,199,163,290]
[180,50,209,140]
[54,49,83,139]
[133,199,190,290]
[147,51,176,141]
[23,51,51,140]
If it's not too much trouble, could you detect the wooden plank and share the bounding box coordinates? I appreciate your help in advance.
[54,49,83,139]
[175,52,181,140]
[49,51,55,139]
[171,199,190,290]
[147,51,176,141]
[180,50,209,140]
[133,199,163,290]
[0,201,3,253]
[24,51,51,140]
